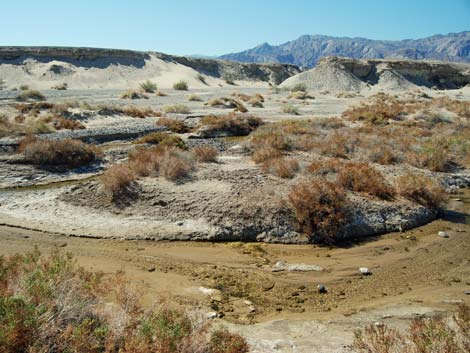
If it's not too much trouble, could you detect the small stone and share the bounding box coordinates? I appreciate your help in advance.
[406,235,416,241]
[176,221,184,226]
[58,242,67,247]
[438,231,449,238]
[147,266,156,272]
[206,311,218,319]
[464,291,470,295]
[359,267,372,276]
[317,284,328,294]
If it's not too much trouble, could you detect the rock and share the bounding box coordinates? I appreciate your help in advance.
[273,261,324,272]
[441,299,464,304]
[359,267,372,276]
[147,266,156,272]
[206,311,218,319]
[317,284,328,294]
[464,291,470,295]
[438,231,449,238]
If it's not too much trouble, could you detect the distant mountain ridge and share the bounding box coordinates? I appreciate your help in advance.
[220,32,470,67]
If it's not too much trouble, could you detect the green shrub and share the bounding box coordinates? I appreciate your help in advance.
[173,80,188,91]
[140,80,157,93]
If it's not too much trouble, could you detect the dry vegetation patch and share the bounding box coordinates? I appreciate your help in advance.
[156,117,190,133]
[0,249,249,353]
[395,173,447,209]
[193,146,218,163]
[288,179,347,244]
[120,90,149,100]
[200,113,262,136]
[19,135,102,167]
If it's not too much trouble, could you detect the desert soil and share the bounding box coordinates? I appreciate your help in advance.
[0,189,468,352]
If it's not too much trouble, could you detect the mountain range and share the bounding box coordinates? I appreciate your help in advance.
[219,31,470,67]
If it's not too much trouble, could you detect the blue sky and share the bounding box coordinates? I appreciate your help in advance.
[1,0,469,56]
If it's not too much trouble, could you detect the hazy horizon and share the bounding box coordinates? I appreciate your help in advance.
[1,0,469,56]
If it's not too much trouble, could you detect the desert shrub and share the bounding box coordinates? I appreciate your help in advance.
[134,132,187,149]
[19,136,102,167]
[319,131,355,158]
[288,179,347,243]
[158,148,194,181]
[252,146,283,164]
[163,104,191,114]
[188,94,203,101]
[173,80,188,91]
[343,94,406,124]
[156,90,168,97]
[354,305,469,353]
[290,83,307,92]
[193,146,218,163]
[281,103,299,115]
[395,173,446,209]
[15,102,55,114]
[368,146,399,165]
[222,73,236,85]
[0,115,14,137]
[208,329,249,353]
[0,250,249,353]
[197,73,207,85]
[15,90,45,102]
[43,114,86,130]
[406,139,452,172]
[251,129,291,151]
[307,158,344,176]
[19,84,29,90]
[140,80,157,93]
[156,117,190,133]
[122,105,161,118]
[128,146,193,181]
[287,91,313,100]
[205,97,248,113]
[101,164,136,197]
[120,90,148,99]
[200,113,262,136]
[261,157,299,178]
[337,162,395,200]
[52,82,68,90]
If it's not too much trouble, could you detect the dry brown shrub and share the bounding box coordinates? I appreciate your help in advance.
[134,132,187,149]
[15,90,46,102]
[319,131,353,158]
[252,146,283,164]
[43,114,85,130]
[158,148,194,181]
[193,146,218,163]
[156,117,190,133]
[100,164,136,197]
[288,179,347,243]
[287,91,314,100]
[205,97,248,112]
[261,157,299,178]
[395,173,446,209]
[200,113,262,136]
[405,139,452,172]
[122,105,162,118]
[337,162,395,200]
[307,158,343,175]
[19,136,102,167]
[343,93,406,124]
[368,146,399,165]
[128,147,162,176]
[354,304,469,353]
[208,329,250,353]
[120,90,148,99]
[163,104,191,114]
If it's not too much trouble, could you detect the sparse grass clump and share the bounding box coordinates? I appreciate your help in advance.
[173,80,189,91]
[209,329,250,353]
[354,304,469,353]
[188,94,203,101]
[193,146,218,163]
[288,179,347,244]
[342,93,405,124]
[15,89,46,102]
[139,80,157,93]
[120,90,148,99]
[281,103,299,115]
[156,117,190,133]
[287,91,314,100]
[395,173,447,209]
[134,131,187,149]
[19,136,102,167]
[163,104,191,114]
[290,83,307,92]
[51,82,68,90]
[42,114,86,130]
[206,97,248,112]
